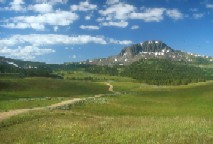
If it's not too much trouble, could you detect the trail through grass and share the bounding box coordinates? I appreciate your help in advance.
[0,77,213,143]
[0,77,109,111]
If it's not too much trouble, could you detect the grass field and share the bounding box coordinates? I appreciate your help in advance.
[0,76,213,143]
[0,77,109,111]
[72,81,213,117]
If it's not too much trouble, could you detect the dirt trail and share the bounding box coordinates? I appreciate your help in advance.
[0,83,115,122]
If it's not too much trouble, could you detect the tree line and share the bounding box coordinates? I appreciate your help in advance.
[85,59,212,85]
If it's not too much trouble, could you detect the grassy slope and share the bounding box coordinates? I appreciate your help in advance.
[0,80,213,143]
[0,77,109,111]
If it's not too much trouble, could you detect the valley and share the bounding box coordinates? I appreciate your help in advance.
[0,41,213,143]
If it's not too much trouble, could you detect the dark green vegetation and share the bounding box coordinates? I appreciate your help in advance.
[86,59,213,85]
[0,81,213,143]
[122,59,209,85]
[1,55,213,86]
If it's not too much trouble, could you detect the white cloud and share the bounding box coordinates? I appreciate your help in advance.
[70,1,97,11]
[35,0,68,5]
[11,0,24,5]
[99,2,183,26]
[166,9,183,20]
[106,0,119,5]
[0,46,55,59]
[193,13,204,19]
[109,39,132,45]
[0,34,107,46]
[28,4,53,13]
[131,25,139,30]
[102,21,128,28]
[99,3,136,20]
[2,22,45,30]
[85,16,91,20]
[206,4,213,8]
[2,10,78,30]
[3,0,26,11]
[130,8,165,22]
[0,34,132,60]
[53,26,58,32]
[80,25,100,30]
[0,34,132,47]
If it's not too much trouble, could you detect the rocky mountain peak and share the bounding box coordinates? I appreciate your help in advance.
[119,40,173,57]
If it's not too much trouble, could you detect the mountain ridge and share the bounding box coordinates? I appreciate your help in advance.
[83,40,213,65]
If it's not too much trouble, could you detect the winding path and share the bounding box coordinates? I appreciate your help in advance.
[0,83,114,122]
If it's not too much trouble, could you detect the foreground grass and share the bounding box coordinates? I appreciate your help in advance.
[0,110,213,144]
[0,80,213,143]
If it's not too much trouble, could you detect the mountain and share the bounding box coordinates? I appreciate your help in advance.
[84,40,213,65]
[0,56,46,69]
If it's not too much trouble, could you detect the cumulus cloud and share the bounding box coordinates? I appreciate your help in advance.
[99,3,136,20]
[99,1,183,27]
[131,25,139,30]
[2,0,26,11]
[85,16,91,20]
[1,1,56,13]
[0,34,107,46]
[80,25,100,30]
[102,21,128,28]
[2,10,78,30]
[70,1,97,11]
[0,34,132,47]
[98,2,133,28]
[0,46,55,59]
[166,9,183,20]
[130,8,165,22]
[53,26,58,32]
[28,3,53,13]
[0,34,133,59]
[2,22,45,30]
[35,0,68,5]
[106,0,119,5]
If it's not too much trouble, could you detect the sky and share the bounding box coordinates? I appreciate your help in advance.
[0,0,213,64]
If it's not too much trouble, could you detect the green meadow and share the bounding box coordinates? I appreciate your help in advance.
[0,77,109,111]
[0,73,213,143]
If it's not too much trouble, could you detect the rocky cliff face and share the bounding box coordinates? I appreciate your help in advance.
[119,40,174,57]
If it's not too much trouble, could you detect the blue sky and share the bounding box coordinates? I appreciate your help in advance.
[0,0,213,63]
